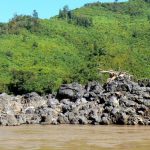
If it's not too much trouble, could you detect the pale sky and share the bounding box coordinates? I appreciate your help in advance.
[0,0,128,22]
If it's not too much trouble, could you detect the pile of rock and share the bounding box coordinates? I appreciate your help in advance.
[0,72,149,126]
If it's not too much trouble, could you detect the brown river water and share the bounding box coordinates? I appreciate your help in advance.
[0,125,149,150]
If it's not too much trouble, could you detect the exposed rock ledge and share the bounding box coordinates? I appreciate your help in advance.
[0,72,150,126]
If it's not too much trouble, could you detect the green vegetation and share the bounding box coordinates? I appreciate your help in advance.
[59,5,93,27]
[0,0,150,94]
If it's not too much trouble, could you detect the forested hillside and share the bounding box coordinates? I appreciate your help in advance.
[0,0,150,94]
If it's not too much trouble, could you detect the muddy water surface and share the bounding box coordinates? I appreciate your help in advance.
[0,125,149,150]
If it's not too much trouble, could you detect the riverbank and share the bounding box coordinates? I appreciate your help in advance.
[0,72,150,126]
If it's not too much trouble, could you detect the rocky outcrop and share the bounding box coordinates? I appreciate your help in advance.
[0,72,150,126]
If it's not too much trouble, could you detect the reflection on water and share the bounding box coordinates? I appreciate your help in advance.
[0,125,150,150]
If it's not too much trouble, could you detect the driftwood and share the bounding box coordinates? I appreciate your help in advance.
[100,70,133,83]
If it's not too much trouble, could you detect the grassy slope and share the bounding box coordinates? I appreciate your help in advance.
[0,0,150,93]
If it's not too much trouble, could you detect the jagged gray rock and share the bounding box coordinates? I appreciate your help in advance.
[0,72,149,126]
